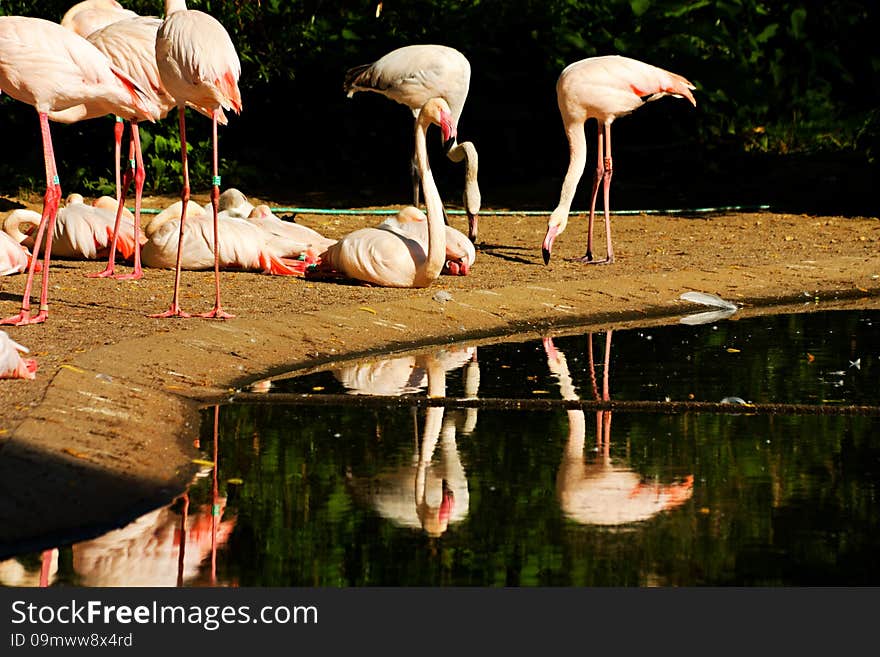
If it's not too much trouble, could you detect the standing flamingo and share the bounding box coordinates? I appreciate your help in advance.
[0,15,157,326]
[314,98,455,288]
[152,0,242,319]
[344,44,481,243]
[541,55,696,265]
[55,14,230,281]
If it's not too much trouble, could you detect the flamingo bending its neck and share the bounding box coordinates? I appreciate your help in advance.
[542,55,696,265]
[344,44,481,243]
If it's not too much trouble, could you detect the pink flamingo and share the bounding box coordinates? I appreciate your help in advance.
[4,195,140,262]
[381,206,476,276]
[56,14,229,281]
[0,15,157,326]
[314,98,456,288]
[344,44,481,243]
[0,330,37,380]
[152,0,242,319]
[0,230,34,278]
[216,189,336,258]
[60,0,137,38]
[542,55,696,265]
[141,201,303,275]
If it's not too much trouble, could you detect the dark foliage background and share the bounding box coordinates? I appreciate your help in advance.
[0,1,876,215]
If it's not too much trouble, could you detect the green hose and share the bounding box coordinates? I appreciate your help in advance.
[132,203,771,215]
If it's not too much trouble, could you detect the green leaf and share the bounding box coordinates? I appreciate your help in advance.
[629,0,652,17]
[790,7,807,40]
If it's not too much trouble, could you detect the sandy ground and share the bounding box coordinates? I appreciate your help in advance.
[0,192,878,554]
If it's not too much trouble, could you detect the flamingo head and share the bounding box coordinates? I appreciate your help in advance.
[420,98,457,149]
[542,209,569,264]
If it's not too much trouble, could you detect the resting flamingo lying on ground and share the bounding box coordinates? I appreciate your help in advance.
[542,55,696,265]
[381,206,476,276]
[344,44,481,243]
[312,98,455,288]
[215,188,335,259]
[3,195,139,261]
[0,230,35,277]
[141,201,304,275]
[0,330,37,380]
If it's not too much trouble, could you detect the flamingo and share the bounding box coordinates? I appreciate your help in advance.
[313,98,455,288]
[344,353,470,537]
[216,188,336,258]
[60,0,137,38]
[0,230,34,277]
[0,15,157,326]
[541,55,697,265]
[543,333,693,526]
[3,195,140,262]
[152,0,242,319]
[344,44,481,243]
[0,330,37,380]
[381,206,476,276]
[140,200,303,275]
[55,14,230,281]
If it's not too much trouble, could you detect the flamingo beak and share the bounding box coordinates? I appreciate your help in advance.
[542,225,559,264]
[440,110,457,151]
[438,480,455,524]
[467,210,478,244]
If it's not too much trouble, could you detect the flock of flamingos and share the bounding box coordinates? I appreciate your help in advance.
[0,0,697,380]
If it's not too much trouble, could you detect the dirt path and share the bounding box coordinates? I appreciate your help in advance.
[0,196,878,554]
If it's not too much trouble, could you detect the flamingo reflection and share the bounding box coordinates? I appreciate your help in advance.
[344,349,478,537]
[544,332,693,526]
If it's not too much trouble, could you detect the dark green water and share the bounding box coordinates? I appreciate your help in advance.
[3,309,878,587]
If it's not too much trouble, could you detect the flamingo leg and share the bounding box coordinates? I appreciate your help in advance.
[115,121,145,280]
[89,121,135,279]
[150,107,192,318]
[113,115,124,201]
[1,113,61,326]
[578,121,614,265]
[196,110,233,319]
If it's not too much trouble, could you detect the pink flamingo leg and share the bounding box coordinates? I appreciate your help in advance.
[195,110,233,320]
[1,113,62,326]
[114,121,145,280]
[151,107,193,318]
[577,122,614,264]
[89,122,135,279]
[113,115,124,200]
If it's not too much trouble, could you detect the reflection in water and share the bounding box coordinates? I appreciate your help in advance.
[545,331,694,526]
[3,311,879,586]
[0,407,235,588]
[345,348,478,537]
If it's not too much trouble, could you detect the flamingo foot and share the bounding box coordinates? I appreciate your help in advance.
[0,310,47,326]
[114,269,144,281]
[86,266,117,279]
[195,306,234,320]
[149,305,192,319]
[570,254,614,265]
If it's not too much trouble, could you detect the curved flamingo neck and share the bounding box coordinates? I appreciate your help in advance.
[446,140,480,214]
[413,111,446,286]
[550,121,588,232]
[165,0,188,15]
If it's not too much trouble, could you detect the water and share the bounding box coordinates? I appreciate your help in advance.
[2,310,878,587]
